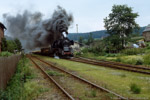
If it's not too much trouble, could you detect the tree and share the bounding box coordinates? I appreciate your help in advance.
[1,38,7,51]
[87,33,94,45]
[104,5,139,49]
[78,36,83,44]
[7,40,17,53]
[103,35,122,53]
[1,38,22,53]
[14,38,22,52]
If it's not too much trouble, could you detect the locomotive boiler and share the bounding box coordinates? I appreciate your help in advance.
[41,37,74,58]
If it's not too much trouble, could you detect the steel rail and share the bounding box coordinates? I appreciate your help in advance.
[70,58,150,75]
[33,56,128,100]
[77,57,150,70]
[28,56,75,100]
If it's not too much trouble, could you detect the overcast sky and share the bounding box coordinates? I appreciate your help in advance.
[0,0,150,33]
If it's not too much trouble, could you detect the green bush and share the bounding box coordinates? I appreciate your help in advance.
[121,48,145,55]
[91,90,96,97]
[120,74,126,78]
[75,52,82,56]
[2,39,22,53]
[115,57,121,62]
[146,46,150,49]
[0,51,13,57]
[135,59,143,65]
[81,48,89,53]
[47,71,63,76]
[105,53,118,57]
[120,57,143,65]
[130,83,141,94]
[143,54,150,65]
[80,46,105,56]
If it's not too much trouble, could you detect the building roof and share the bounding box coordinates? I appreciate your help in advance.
[143,24,150,32]
[0,22,6,29]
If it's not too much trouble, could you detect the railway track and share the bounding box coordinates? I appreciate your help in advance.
[28,56,75,100]
[30,55,127,100]
[68,57,150,75]
[78,57,150,70]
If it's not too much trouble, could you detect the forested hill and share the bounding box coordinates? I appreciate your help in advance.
[68,26,146,41]
[68,30,108,41]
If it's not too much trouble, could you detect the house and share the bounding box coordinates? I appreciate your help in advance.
[71,41,88,52]
[71,42,80,51]
[0,22,6,53]
[143,24,150,41]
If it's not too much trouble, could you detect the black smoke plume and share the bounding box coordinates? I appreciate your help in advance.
[3,6,73,50]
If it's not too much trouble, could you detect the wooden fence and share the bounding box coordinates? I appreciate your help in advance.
[0,55,21,89]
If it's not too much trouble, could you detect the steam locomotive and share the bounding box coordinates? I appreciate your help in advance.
[41,37,74,58]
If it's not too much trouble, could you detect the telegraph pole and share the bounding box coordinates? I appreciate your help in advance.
[76,24,78,41]
[76,24,78,33]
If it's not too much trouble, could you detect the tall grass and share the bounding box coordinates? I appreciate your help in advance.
[121,48,145,55]
[130,83,141,94]
[143,53,150,65]
[0,57,45,100]
[0,55,21,89]
[115,56,143,65]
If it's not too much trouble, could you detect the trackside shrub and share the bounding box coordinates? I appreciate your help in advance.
[121,48,145,55]
[115,57,121,62]
[105,53,118,57]
[47,71,63,76]
[121,57,143,65]
[135,59,143,65]
[143,54,150,65]
[130,83,141,94]
[75,52,82,56]
[146,46,150,49]
[91,90,96,97]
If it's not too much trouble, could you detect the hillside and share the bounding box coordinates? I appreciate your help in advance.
[5,27,146,41]
[68,30,107,41]
[68,27,146,41]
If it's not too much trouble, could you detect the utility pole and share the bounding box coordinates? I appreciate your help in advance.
[76,24,78,33]
[76,24,78,41]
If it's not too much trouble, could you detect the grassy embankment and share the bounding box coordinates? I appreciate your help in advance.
[0,56,49,100]
[76,37,150,66]
[37,55,150,99]
[78,48,150,66]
